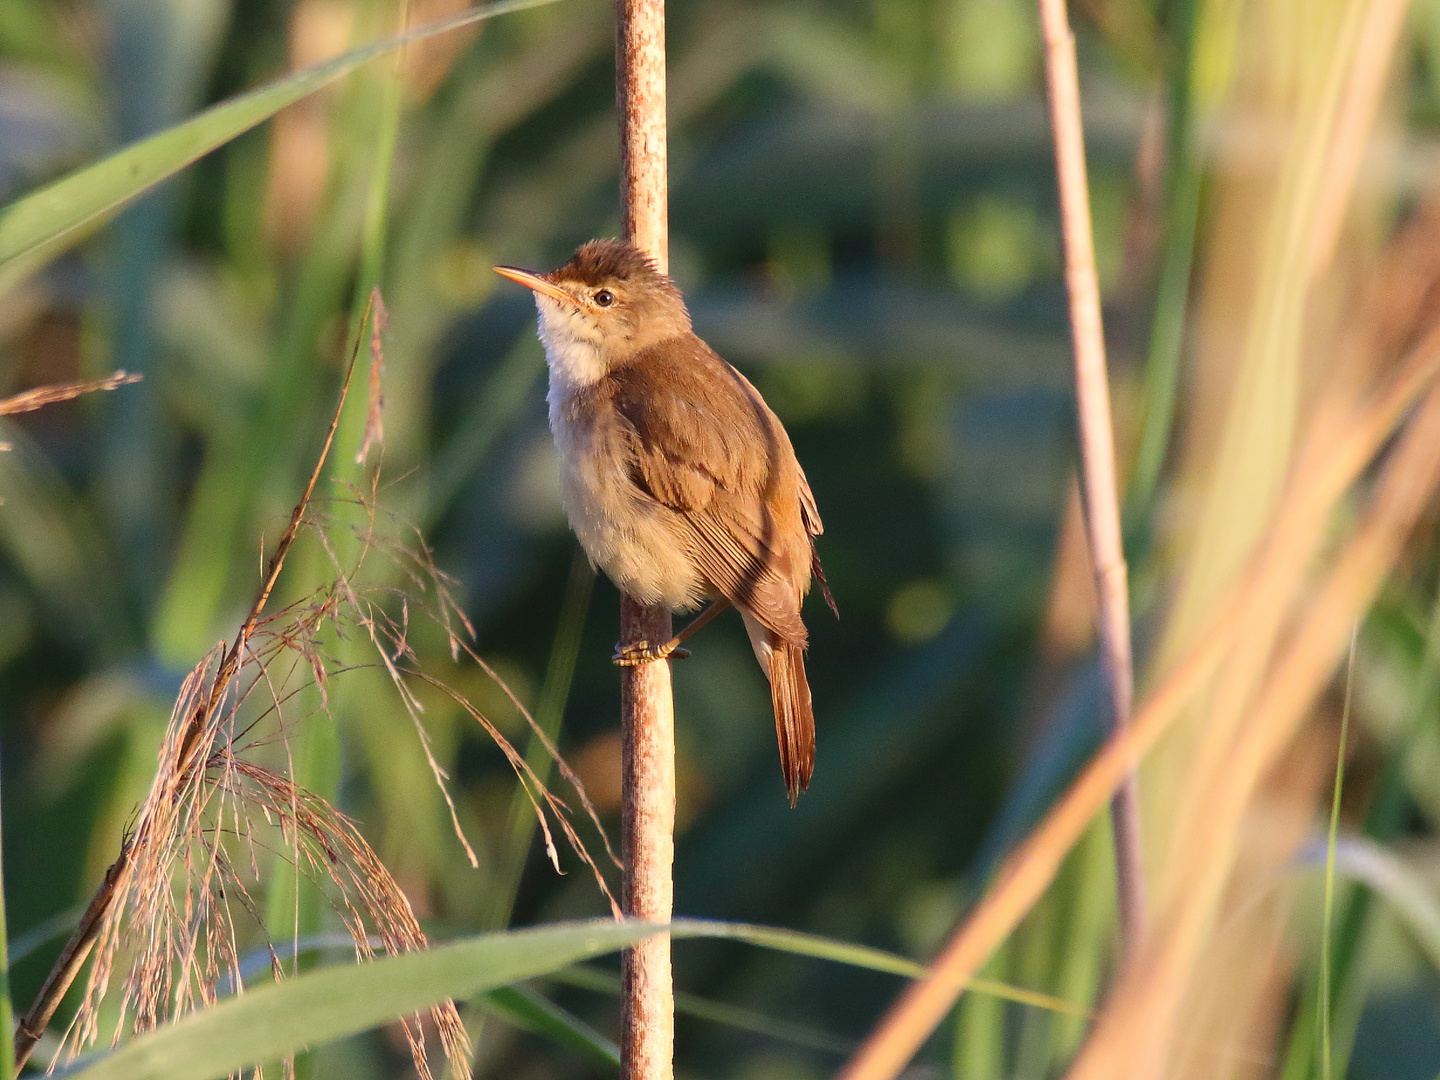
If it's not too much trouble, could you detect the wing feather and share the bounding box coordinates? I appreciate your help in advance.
[611,339,812,644]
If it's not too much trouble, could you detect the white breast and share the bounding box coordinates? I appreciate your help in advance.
[533,302,705,612]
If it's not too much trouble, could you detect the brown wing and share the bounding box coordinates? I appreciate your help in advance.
[794,460,837,617]
[611,338,811,645]
[725,365,836,616]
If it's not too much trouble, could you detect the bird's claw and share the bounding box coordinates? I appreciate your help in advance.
[612,640,691,666]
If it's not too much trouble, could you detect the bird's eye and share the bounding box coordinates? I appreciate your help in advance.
[593,289,615,307]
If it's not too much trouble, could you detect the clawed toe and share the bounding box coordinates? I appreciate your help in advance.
[612,640,691,666]
[613,640,653,666]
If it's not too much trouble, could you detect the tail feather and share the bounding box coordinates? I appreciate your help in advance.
[768,642,815,806]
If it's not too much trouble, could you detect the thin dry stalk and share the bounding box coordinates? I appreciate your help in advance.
[355,288,388,467]
[13,300,485,1078]
[615,0,675,1072]
[0,370,142,417]
[834,292,1440,1080]
[1308,0,1411,277]
[306,487,623,898]
[1038,0,1145,946]
[12,847,130,1066]
[1064,381,1440,1080]
[23,298,473,1080]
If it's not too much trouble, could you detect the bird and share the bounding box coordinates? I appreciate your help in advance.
[494,239,836,805]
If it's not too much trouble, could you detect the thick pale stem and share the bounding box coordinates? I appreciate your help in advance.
[616,0,668,268]
[1039,0,1146,948]
[619,596,676,1080]
[615,0,673,1074]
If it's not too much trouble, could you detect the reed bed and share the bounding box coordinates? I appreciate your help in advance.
[5,0,1440,1076]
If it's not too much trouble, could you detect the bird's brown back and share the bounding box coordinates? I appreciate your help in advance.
[587,334,815,645]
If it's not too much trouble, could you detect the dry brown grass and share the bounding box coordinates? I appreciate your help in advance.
[14,294,615,1079]
[839,1,1436,1075]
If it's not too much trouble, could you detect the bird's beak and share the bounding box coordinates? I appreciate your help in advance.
[493,265,573,305]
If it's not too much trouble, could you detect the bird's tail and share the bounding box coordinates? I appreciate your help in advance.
[768,640,815,807]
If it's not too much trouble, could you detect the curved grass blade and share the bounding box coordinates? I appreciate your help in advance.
[672,920,1089,1019]
[1305,837,1440,973]
[68,918,1086,1080]
[71,920,657,1080]
[0,0,562,296]
[481,985,619,1066]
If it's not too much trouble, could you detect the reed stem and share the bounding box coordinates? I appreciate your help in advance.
[1038,0,1147,950]
[615,0,674,1073]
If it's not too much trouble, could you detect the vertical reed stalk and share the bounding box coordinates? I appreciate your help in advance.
[1038,0,1146,948]
[615,0,674,1075]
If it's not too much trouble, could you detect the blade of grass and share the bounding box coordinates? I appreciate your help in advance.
[71,920,661,1080]
[1320,628,1358,1080]
[1065,384,1440,1080]
[1307,0,1411,277]
[7,905,83,967]
[481,985,619,1066]
[1290,582,1440,1080]
[679,921,1087,1018]
[953,948,1008,1080]
[0,0,564,296]
[1316,837,1440,972]
[235,936,622,1066]
[1048,813,1114,1062]
[1128,0,1202,512]
[836,308,1440,1080]
[66,917,1087,1080]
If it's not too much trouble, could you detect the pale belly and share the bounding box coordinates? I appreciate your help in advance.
[549,396,706,612]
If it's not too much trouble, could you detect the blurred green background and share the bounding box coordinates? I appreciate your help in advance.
[9,0,1440,1075]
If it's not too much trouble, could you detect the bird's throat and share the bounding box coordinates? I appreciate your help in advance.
[535,298,608,396]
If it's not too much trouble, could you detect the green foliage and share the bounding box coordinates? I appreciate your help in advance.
[0,0,561,297]
[73,921,655,1080]
[7,0,1440,1074]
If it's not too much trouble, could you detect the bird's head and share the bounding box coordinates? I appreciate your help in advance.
[495,240,691,381]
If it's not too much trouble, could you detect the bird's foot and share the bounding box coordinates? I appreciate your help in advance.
[612,639,691,666]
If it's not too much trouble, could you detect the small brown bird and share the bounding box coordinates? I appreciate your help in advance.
[495,239,835,804]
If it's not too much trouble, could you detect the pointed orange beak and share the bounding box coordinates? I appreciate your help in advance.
[493,265,573,305]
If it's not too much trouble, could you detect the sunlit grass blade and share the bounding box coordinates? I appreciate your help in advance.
[1064,386,1440,1080]
[834,303,1440,1078]
[0,0,564,296]
[72,920,659,1080]
[66,915,1094,1080]
[686,921,1087,1019]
